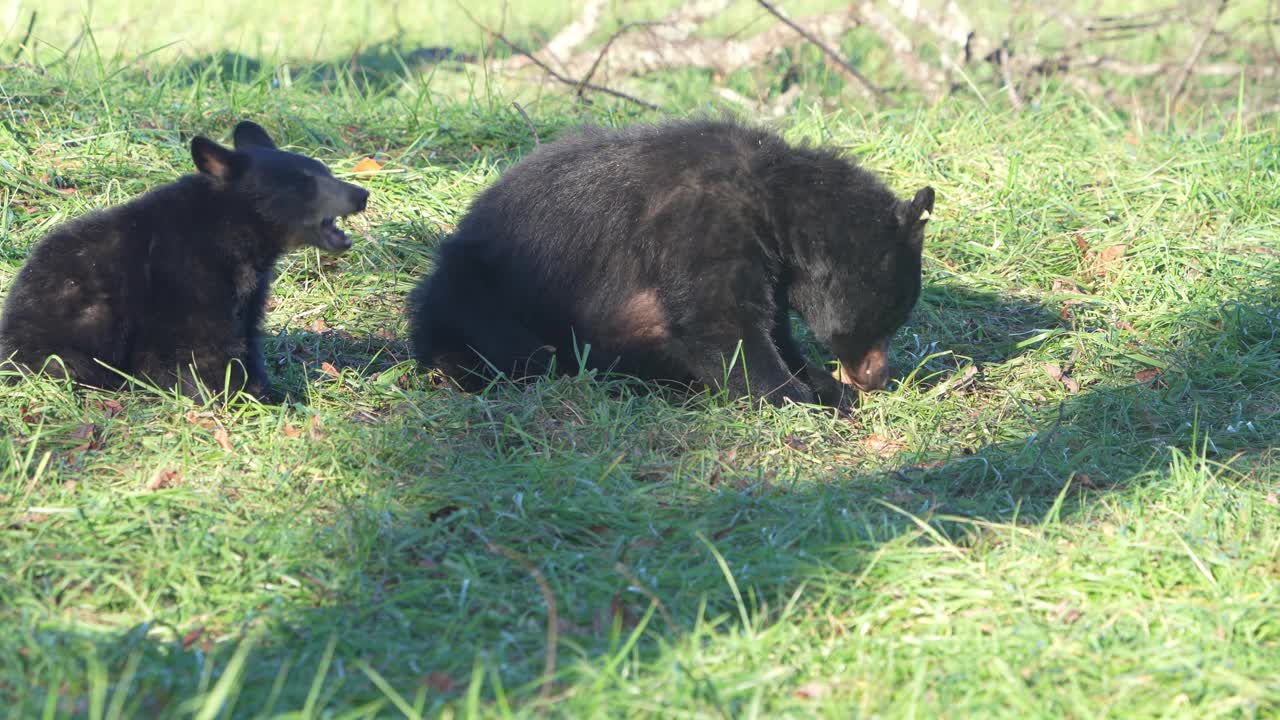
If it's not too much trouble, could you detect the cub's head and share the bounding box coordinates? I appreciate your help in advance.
[825,185,934,394]
[190,121,369,253]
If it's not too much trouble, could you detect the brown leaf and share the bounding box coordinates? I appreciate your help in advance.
[69,423,102,452]
[147,468,183,491]
[213,427,233,451]
[308,317,329,334]
[794,681,832,700]
[181,626,204,650]
[95,399,125,418]
[376,328,396,341]
[861,434,904,457]
[1135,368,1162,383]
[1098,244,1126,265]
[185,410,217,430]
[1084,243,1128,279]
[422,671,455,693]
[784,434,808,452]
[12,512,52,526]
[282,422,302,439]
[320,362,340,378]
[19,404,42,424]
[1044,363,1080,394]
[352,157,383,175]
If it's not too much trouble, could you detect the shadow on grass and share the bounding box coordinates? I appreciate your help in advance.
[7,279,1278,714]
[173,42,477,93]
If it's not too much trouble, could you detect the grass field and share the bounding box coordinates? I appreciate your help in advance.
[1,0,1279,717]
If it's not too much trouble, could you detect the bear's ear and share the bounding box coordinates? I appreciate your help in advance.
[895,186,935,252]
[232,121,276,150]
[191,136,246,182]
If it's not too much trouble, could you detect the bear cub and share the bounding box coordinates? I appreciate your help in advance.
[409,119,933,409]
[0,121,369,400]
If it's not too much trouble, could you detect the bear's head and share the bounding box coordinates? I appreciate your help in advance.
[824,185,934,393]
[190,121,369,253]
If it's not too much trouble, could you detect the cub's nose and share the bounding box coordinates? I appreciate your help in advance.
[350,185,370,213]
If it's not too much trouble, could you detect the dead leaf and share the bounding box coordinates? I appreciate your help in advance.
[1044,363,1080,394]
[69,423,102,452]
[1098,244,1126,264]
[19,404,42,425]
[308,317,329,334]
[352,157,383,175]
[784,434,808,452]
[213,427,233,451]
[1084,243,1128,279]
[185,410,216,430]
[282,422,302,439]
[794,681,832,700]
[12,512,52,526]
[1135,368,1162,383]
[181,627,204,650]
[94,399,125,418]
[861,434,904,457]
[147,468,183,491]
[320,362,340,378]
[422,671,455,693]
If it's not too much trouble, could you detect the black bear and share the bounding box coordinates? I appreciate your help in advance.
[408,119,933,409]
[0,121,369,400]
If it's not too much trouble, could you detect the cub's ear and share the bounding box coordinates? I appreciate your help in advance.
[232,121,277,150]
[191,136,246,182]
[895,186,935,252]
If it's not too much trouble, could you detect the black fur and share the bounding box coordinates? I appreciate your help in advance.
[409,119,934,409]
[0,121,369,400]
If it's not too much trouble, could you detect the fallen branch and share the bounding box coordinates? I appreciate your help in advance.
[465,9,661,111]
[12,11,36,62]
[557,11,860,78]
[1170,0,1230,106]
[755,0,886,104]
[504,0,607,71]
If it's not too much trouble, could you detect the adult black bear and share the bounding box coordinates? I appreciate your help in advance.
[0,121,369,400]
[409,119,933,409]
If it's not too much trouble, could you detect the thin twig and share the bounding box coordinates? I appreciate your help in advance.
[487,541,559,704]
[12,11,37,62]
[575,21,661,99]
[458,4,661,111]
[511,101,540,145]
[754,0,887,105]
[1170,0,1229,107]
[615,562,676,631]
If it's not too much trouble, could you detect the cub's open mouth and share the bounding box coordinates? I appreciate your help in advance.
[318,216,352,251]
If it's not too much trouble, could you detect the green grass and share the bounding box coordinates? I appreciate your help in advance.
[2,1,1279,717]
